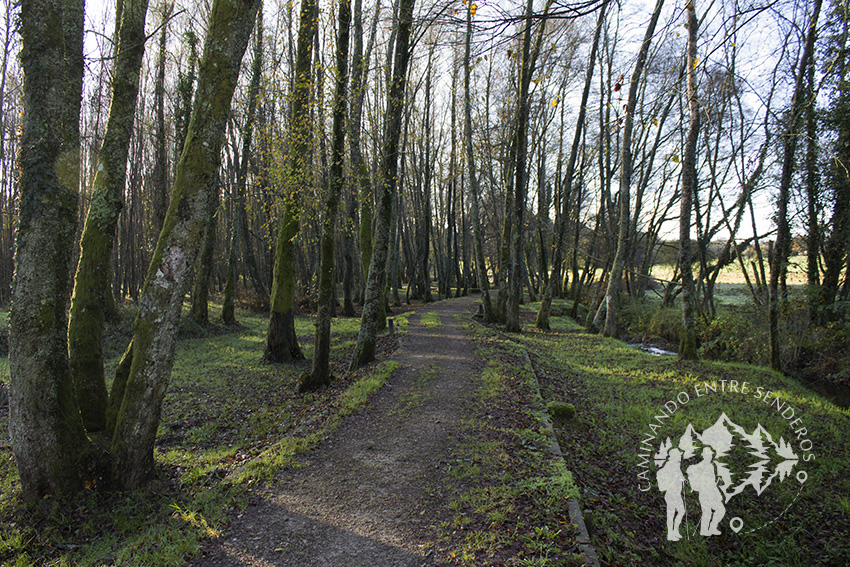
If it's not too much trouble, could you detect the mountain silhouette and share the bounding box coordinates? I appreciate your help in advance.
[661,414,800,503]
[700,413,745,458]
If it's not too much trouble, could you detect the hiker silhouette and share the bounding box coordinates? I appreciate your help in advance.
[686,446,726,536]
[656,448,686,541]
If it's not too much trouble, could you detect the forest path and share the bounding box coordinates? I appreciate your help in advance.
[191,295,482,566]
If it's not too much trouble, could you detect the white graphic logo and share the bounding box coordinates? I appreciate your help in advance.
[637,381,815,541]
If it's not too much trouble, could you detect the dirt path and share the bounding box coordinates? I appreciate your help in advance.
[192,296,482,566]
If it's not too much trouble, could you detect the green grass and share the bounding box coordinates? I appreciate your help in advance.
[420,311,442,329]
[0,301,404,566]
[518,299,850,567]
[435,317,583,567]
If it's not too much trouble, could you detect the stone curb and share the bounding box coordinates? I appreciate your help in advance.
[467,315,599,567]
[522,349,601,567]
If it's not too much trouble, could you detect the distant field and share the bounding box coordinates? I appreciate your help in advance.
[650,255,809,287]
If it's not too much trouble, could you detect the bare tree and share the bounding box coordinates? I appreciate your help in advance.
[678,0,699,360]
[598,0,665,338]
[108,0,261,488]
[303,0,351,391]
[350,0,416,368]
[265,0,317,362]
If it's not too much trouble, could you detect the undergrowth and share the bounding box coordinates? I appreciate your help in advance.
[0,301,410,566]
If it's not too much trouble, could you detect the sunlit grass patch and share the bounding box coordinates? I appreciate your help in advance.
[421,311,442,329]
[437,316,583,566]
[392,363,439,417]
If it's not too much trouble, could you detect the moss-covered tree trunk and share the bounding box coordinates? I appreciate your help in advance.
[265,0,316,363]
[67,0,150,432]
[600,0,664,338]
[349,0,415,369]
[302,0,350,392]
[109,0,260,489]
[11,0,90,501]
[678,0,699,361]
[349,0,379,302]
[341,188,357,316]
[190,183,219,325]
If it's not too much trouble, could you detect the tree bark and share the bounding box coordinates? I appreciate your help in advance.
[678,0,699,361]
[224,12,264,326]
[769,0,821,370]
[265,0,316,363]
[349,0,380,301]
[67,0,150,433]
[109,0,260,489]
[152,2,171,235]
[190,181,219,325]
[11,0,90,501]
[537,0,607,330]
[506,0,552,332]
[302,0,350,391]
[349,0,415,368]
[463,1,495,321]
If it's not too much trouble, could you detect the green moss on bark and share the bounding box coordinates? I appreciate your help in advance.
[109,0,261,490]
[68,0,150,433]
[11,0,91,501]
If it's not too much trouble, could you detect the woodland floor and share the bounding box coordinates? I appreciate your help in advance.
[188,295,586,567]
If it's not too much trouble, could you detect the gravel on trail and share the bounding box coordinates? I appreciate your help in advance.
[191,296,484,566]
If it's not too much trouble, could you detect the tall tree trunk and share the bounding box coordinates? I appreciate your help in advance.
[190,181,219,325]
[11,0,90,501]
[506,0,551,332]
[67,0,149,433]
[349,0,380,301]
[769,0,821,370]
[265,0,316,362]
[303,0,350,391]
[463,1,495,321]
[152,2,172,234]
[224,9,264,326]
[109,0,260,489]
[341,188,357,316]
[349,0,415,368]
[820,10,850,317]
[600,0,664,338]
[679,0,699,360]
[805,42,819,309]
[175,30,198,170]
[537,0,606,329]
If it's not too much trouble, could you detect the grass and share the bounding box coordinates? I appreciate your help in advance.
[0,300,408,566]
[420,311,443,329]
[391,364,439,417]
[434,317,584,567]
[518,298,850,567]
